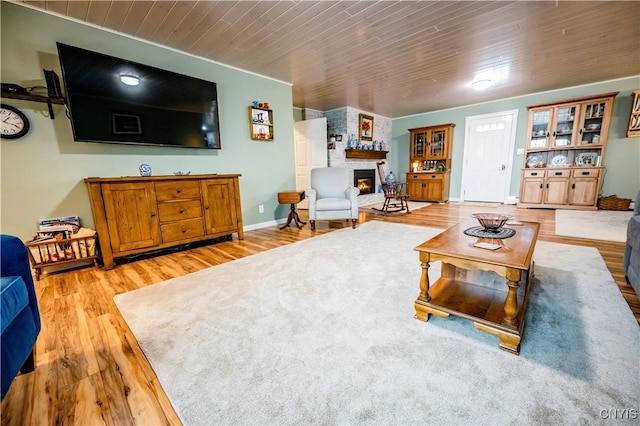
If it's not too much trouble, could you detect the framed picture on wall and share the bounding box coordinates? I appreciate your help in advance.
[359,114,374,141]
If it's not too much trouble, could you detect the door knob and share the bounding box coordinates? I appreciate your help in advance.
[501,164,506,170]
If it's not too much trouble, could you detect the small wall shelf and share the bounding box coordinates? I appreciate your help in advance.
[345,149,388,159]
[1,91,65,119]
[248,106,273,140]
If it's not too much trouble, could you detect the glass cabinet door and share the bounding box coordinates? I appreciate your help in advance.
[429,129,446,158]
[529,108,551,149]
[552,105,578,147]
[413,131,427,159]
[579,100,607,145]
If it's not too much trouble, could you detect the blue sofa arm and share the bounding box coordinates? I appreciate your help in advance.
[624,191,640,296]
[1,234,41,399]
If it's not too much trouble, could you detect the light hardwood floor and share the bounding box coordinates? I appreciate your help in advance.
[2,203,638,425]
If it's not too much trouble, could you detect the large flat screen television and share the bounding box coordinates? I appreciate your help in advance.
[57,42,221,149]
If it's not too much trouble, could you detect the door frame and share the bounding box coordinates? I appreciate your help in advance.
[293,117,327,209]
[460,109,519,203]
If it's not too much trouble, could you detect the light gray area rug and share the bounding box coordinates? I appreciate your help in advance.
[556,209,632,242]
[361,200,431,212]
[115,221,639,425]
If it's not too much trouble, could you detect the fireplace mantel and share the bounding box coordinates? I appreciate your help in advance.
[345,149,388,160]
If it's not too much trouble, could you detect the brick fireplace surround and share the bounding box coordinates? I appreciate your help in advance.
[309,107,391,206]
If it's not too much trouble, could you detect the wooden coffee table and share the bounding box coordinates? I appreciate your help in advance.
[414,219,540,355]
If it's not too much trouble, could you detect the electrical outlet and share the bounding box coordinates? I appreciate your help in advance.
[258,205,264,213]
[516,148,525,155]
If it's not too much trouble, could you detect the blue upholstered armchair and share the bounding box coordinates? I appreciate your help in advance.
[1,234,41,399]
[306,167,360,230]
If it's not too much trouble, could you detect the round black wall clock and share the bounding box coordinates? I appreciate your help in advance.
[1,103,30,139]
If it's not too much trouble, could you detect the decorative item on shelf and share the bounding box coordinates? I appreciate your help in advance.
[575,152,598,166]
[335,135,342,142]
[550,154,568,167]
[358,114,374,141]
[139,163,152,177]
[252,100,269,109]
[173,171,191,176]
[346,133,355,149]
[372,140,379,150]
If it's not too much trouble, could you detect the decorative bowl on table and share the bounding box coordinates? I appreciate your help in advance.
[472,213,510,232]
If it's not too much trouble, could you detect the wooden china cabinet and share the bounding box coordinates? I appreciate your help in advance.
[406,123,454,203]
[518,92,617,210]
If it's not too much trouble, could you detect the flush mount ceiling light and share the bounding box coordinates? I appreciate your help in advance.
[119,74,140,86]
[471,79,492,90]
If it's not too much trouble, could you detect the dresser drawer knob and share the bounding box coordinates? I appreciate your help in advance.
[181,228,187,233]
[176,187,182,193]
[179,208,185,214]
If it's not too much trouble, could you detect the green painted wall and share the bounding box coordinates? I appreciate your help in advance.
[391,78,640,202]
[1,2,296,240]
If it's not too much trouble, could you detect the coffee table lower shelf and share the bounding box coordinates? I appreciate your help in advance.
[415,268,533,355]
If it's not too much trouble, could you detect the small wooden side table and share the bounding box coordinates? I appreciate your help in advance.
[277,191,306,230]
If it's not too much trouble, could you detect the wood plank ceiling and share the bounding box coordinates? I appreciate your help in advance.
[17,0,640,118]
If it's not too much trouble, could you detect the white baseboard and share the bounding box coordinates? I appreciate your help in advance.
[243,219,285,232]
[451,196,517,204]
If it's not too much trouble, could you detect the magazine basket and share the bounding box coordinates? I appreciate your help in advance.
[597,195,632,211]
[26,234,100,280]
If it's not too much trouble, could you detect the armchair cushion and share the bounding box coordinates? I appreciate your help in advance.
[316,197,352,211]
[1,276,29,334]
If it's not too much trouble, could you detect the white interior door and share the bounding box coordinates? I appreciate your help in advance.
[461,110,518,203]
[293,117,327,209]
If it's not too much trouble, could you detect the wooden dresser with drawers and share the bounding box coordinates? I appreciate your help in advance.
[84,174,243,269]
